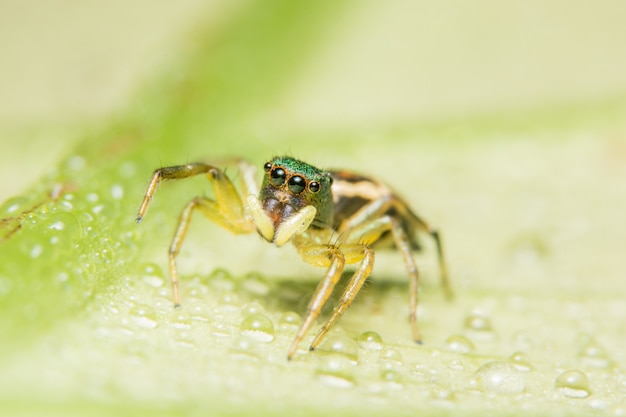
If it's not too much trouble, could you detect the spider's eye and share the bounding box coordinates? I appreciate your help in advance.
[263,162,272,172]
[309,181,320,193]
[270,167,286,186]
[287,175,306,194]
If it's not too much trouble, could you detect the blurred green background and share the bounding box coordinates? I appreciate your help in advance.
[1,1,625,416]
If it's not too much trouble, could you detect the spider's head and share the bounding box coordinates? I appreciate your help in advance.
[254,156,333,244]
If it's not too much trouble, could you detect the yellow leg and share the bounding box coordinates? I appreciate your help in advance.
[343,215,424,343]
[338,194,453,302]
[386,217,423,342]
[167,197,219,305]
[310,245,375,351]
[287,245,345,360]
[287,242,377,359]
[410,214,453,300]
[427,228,452,300]
[137,163,254,307]
[137,163,217,222]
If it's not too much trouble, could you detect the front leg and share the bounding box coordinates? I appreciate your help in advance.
[287,245,346,360]
[136,162,257,224]
[309,245,375,351]
[287,243,375,360]
[137,163,254,307]
[167,196,253,306]
[137,163,217,222]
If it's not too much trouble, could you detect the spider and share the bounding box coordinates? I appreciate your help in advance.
[136,156,451,360]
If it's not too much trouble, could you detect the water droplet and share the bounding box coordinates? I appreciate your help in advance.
[315,353,356,388]
[230,336,261,359]
[317,335,359,363]
[555,370,592,398]
[429,389,456,407]
[30,244,43,258]
[380,369,403,388]
[448,359,466,372]
[578,342,611,369]
[278,311,301,330]
[58,200,73,210]
[241,271,270,296]
[511,330,534,351]
[56,271,69,284]
[509,352,533,371]
[187,302,211,322]
[140,262,165,287]
[129,304,158,329]
[66,155,86,171]
[186,276,209,300]
[357,331,383,351]
[240,301,264,317]
[464,311,495,341]
[317,369,355,388]
[211,321,232,337]
[474,361,525,394]
[212,292,240,321]
[379,347,403,368]
[0,277,13,296]
[464,311,492,331]
[217,292,240,309]
[173,330,196,349]
[240,314,275,343]
[444,334,475,354]
[170,311,192,329]
[49,221,64,231]
[1,196,29,216]
[208,268,236,292]
[155,287,171,299]
[111,184,124,200]
[119,162,137,178]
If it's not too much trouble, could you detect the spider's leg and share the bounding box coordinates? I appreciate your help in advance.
[137,163,214,222]
[137,163,254,306]
[309,244,375,351]
[386,216,423,343]
[429,228,452,300]
[287,244,345,360]
[168,197,213,306]
[407,212,453,300]
[337,193,452,301]
[342,214,425,343]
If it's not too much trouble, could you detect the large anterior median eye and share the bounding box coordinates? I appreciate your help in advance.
[270,167,286,186]
[287,175,306,194]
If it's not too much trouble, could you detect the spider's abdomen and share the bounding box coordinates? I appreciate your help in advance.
[330,170,421,250]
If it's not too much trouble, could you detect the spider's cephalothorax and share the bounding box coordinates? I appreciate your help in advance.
[257,156,333,243]
[136,156,451,360]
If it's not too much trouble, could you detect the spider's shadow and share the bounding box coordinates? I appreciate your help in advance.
[265,270,411,317]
